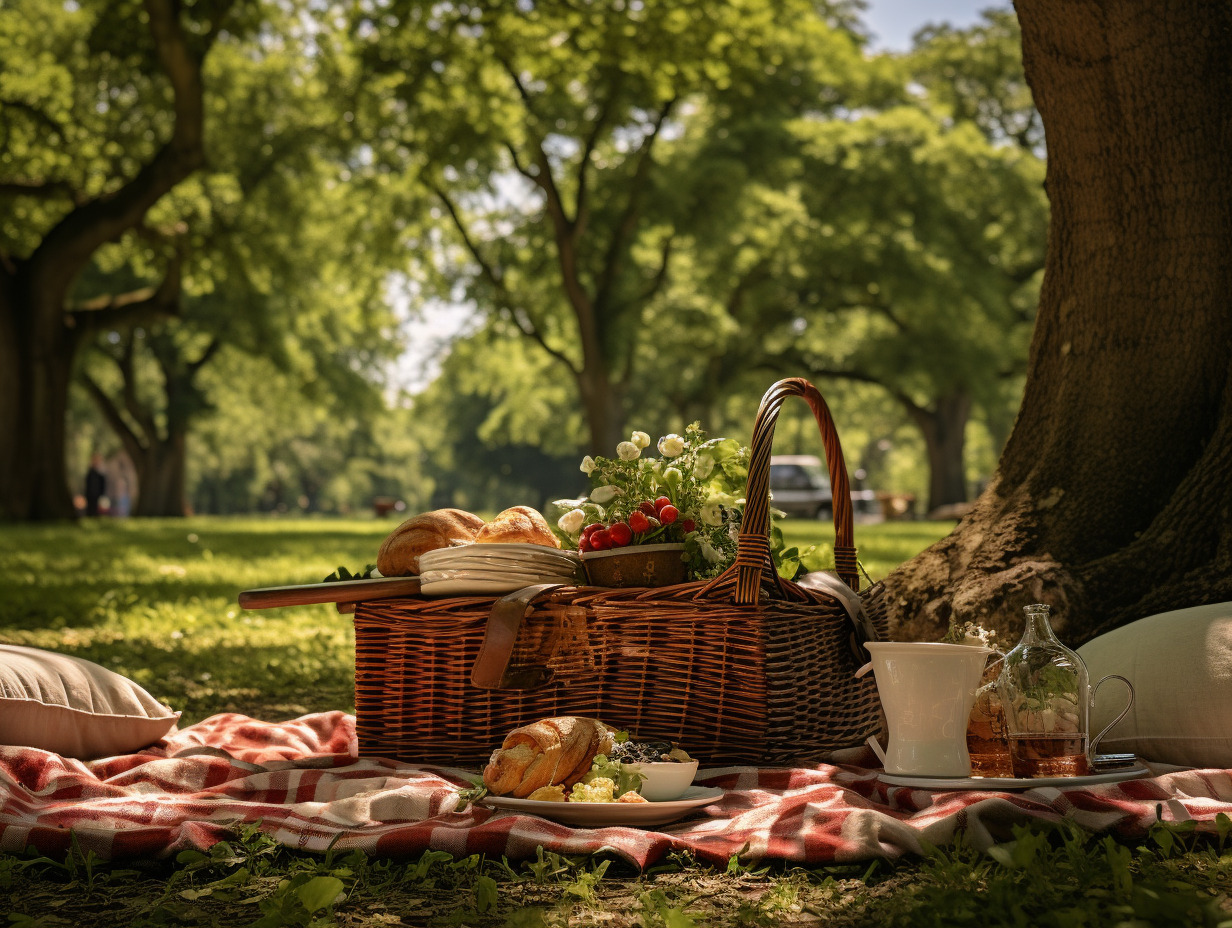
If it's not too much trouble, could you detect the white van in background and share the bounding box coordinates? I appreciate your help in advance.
[768,455,833,519]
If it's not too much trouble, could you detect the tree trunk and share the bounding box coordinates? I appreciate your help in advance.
[881,0,1232,645]
[0,271,78,520]
[905,391,972,514]
[577,366,626,455]
[132,430,189,517]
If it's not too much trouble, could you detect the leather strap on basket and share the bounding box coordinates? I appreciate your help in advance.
[703,378,857,605]
[471,583,563,690]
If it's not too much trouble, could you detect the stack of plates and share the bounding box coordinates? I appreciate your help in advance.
[418,543,581,596]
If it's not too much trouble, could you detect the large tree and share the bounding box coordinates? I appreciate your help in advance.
[883,0,1232,644]
[357,0,874,453]
[74,26,404,517]
[0,0,238,521]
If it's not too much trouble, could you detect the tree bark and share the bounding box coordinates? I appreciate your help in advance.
[881,0,1232,645]
[0,271,78,521]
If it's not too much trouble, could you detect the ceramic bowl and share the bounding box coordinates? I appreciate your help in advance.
[580,543,688,588]
[627,759,699,801]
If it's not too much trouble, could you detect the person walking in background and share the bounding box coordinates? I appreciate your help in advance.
[85,453,106,517]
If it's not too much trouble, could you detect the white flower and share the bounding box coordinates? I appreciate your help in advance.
[591,485,621,504]
[630,430,651,450]
[658,433,685,457]
[693,455,714,480]
[699,503,723,526]
[557,508,586,535]
[698,537,724,563]
[580,455,597,475]
[616,441,641,461]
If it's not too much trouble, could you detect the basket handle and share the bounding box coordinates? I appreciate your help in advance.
[703,377,857,604]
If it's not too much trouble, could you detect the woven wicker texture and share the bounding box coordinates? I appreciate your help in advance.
[354,378,887,767]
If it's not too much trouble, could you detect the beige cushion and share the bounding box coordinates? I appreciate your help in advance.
[0,644,179,760]
[1077,602,1232,768]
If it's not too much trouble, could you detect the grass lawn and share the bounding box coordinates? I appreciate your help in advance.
[1,517,1229,927]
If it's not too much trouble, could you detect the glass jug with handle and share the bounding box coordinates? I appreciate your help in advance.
[997,603,1135,778]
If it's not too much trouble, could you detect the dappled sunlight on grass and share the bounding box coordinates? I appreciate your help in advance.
[779,518,953,582]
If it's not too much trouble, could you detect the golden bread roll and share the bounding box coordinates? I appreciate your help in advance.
[482,716,614,797]
[375,508,486,576]
[475,506,561,548]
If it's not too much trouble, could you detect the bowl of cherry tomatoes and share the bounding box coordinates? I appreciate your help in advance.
[577,496,693,587]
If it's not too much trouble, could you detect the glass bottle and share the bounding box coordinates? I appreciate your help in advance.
[996,603,1091,777]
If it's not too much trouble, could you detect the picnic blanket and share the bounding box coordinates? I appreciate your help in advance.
[1,711,1228,869]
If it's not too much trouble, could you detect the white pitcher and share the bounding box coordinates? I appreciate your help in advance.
[862,641,993,777]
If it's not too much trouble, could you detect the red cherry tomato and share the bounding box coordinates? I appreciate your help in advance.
[578,535,591,552]
[589,529,612,550]
[582,522,605,538]
[608,522,633,546]
[637,500,657,517]
[658,505,679,524]
[654,496,672,513]
[681,518,697,533]
[628,511,650,534]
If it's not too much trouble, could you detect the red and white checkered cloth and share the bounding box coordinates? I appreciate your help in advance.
[1,712,1228,868]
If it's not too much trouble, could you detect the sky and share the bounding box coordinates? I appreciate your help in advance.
[392,0,1009,395]
[863,0,997,51]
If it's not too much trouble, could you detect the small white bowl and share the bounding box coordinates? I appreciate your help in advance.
[628,760,699,801]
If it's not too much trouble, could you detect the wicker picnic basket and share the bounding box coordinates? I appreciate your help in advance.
[353,378,888,767]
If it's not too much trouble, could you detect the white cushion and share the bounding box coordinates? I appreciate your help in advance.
[0,644,179,760]
[1077,602,1232,768]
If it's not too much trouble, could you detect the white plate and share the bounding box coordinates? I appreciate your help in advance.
[419,577,566,596]
[419,567,576,583]
[879,764,1150,790]
[419,559,580,578]
[423,551,576,567]
[481,786,724,827]
[426,543,579,562]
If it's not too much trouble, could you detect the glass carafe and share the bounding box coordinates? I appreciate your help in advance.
[997,603,1134,778]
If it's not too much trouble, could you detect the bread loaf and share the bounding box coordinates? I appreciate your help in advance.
[482,716,614,797]
[475,506,561,548]
[375,508,486,576]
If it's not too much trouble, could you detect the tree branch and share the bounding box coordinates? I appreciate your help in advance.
[491,51,600,377]
[120,335,161,445]
[429,180,504,289]
[574,74,621,241]
[0,98,70,141]
[28,0,233,293]
[68,249,182,334]
[633,234,674,305]
[80,371,144,454]
[429,181,577,373]
[0,179,79,201]
[189,336,222,377]
[592,96,676,314]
